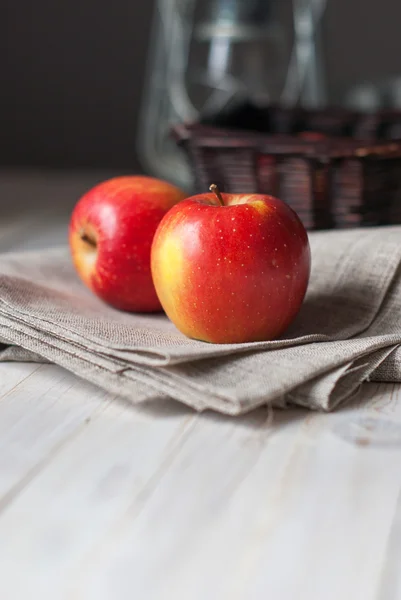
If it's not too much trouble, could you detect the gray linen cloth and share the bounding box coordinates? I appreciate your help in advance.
[0,226,400,414]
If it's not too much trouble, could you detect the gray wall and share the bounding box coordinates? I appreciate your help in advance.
[1,0,154,169]
[323,0,401,105]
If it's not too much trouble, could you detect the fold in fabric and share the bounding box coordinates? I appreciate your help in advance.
[1,226,401,414]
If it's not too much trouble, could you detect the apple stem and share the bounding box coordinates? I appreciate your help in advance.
[209,184,224,207]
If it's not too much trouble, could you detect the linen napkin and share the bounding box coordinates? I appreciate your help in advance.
[0,226,401,415]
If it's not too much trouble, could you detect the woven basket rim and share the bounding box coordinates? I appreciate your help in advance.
[172,121,401,161]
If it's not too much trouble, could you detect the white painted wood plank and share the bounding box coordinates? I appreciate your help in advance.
[376,482,401,600]
[5,221,69,252]
[0,216,39,252]
[0,362,42,398]
[0,369,400,600]
[0,210,68,253]
[0,364,117,501]
[43,383,401,600]
[0,373,196,600]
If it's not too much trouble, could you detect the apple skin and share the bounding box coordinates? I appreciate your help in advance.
[151,191,311,343]
[69,176,187,312]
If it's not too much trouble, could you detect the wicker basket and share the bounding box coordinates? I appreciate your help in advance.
[172,106,401,230]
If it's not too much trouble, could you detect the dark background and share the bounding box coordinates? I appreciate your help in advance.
[2,0,401,171]
[1,0,154,170]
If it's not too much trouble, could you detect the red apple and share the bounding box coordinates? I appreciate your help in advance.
[69,175,187,312]
[151,185,310,343]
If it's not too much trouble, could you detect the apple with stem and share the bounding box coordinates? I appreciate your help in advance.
[69,175,187,312]
[151,184,311,343]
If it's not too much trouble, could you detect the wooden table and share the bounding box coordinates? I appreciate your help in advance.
[1,170,401,600]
